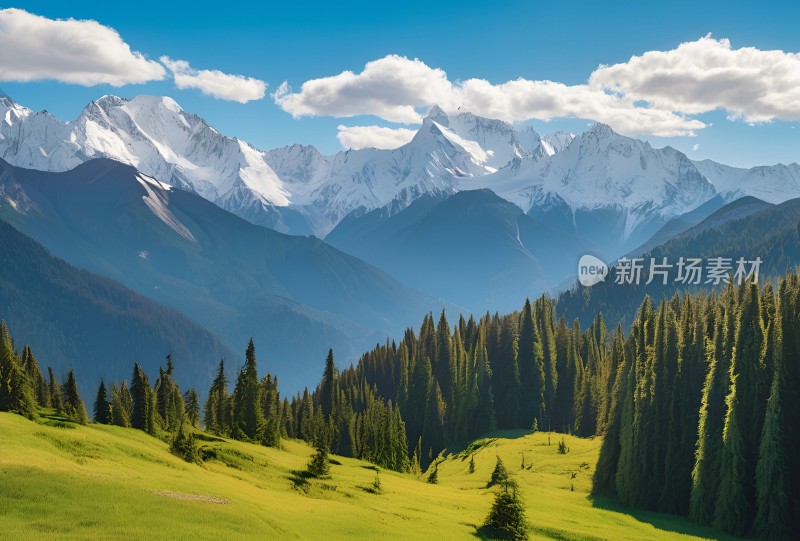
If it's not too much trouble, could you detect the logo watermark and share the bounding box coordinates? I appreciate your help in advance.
[577,255,762,287]
[578,255,609,287]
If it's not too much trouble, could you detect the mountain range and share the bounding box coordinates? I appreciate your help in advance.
[4,89,800,387]
[5,91,800,252]
[0,157,451,392]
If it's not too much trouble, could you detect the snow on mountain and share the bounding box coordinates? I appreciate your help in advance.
[256,107,561,236]
[540,131,575,155]
[8,90,799,248]
[692,159,800,204]
[0,93,292,229]
[460,124,717,256]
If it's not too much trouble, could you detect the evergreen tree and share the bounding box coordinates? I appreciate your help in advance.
[0,321,36,417]
[204,359,230,436]
[307,446,331,478]
[131,363,154,434]
[170,421,199,463]
[184,389,200,428]
[713,378,750,536]
[426,460,439,484]
[110,381,132,427]
[62,369,88,424]
[690,302,731,524]
[48,366,63,412]
[482,480,528,540]
[494,316,521,428]
[319,348,338,420]
[752,348,791,540]
[517,299,546,429]
[93,379,110,424]
[21,345,49,407]
[488,455,509,488]
[231,339,265,441]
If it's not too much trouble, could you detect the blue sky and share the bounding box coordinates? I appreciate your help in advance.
[2,0,799,167]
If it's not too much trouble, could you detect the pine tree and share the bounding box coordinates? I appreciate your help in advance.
[690,302,731,524]
[62,369,88,425]
[319,348,338,420]
[231,339,265,441]
[48,366,63,412]
[131,363,154,434]
[307,446,331,478]
[534,295,558,430]
[713,378,750,536]
[482,480,528,540]
[488,455,509,488]
[426,460,439,484]
[21,345,49,407]
[517,299,546,429]
[170,421,199,463]
[494,316,521,428]
[0,321,36,417]
[93,379,110,424]
[110,381,132,428]
[752,347,791,540]
[204,359,230,436]
[184,389,200,428]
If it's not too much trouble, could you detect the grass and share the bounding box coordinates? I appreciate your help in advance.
[0,414,737,540]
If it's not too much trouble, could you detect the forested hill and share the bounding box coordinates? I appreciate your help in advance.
[557,196,800,329]
[308,278,798,538]
[0,218,232,395]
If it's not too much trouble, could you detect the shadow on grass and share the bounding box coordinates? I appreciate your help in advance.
[36,409,80,429]
[589,495,737,540]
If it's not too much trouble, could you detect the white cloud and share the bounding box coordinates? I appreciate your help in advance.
[455,78,703,136]
[160,57,266,103]
[275,37,800,137]
[273,54,703,137]
[0,8,165,86]
[692,144,700,151]
[273,55,458,124]
[337,125,417,150]
[589,35,800,123]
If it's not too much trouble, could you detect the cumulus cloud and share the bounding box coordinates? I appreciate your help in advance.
[160,57,266,103]
[693,144,700,151]
[273,55,457,123]
[273,54,702,137]
[455,79,704,136]
[589,35,800,123]
[274,37,800,137]
[337,125,417,150]
[0,8,165,86]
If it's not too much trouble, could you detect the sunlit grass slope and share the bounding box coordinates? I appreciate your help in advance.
[0,413,735,540]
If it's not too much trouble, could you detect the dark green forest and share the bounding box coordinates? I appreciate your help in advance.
[2,272,798,538]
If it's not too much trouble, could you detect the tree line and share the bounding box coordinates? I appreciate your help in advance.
[592,276,798,539]
[3,271,797,537]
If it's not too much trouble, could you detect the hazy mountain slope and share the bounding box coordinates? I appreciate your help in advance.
[327,189,591,313]
[557,196,800,328]
[0,158,451,392]
[0,218,232,396]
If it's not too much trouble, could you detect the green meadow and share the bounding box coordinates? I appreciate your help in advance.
[0,412,735,540]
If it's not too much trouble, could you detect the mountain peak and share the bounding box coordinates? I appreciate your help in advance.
[586,122,615,138]
[426,104,449,125]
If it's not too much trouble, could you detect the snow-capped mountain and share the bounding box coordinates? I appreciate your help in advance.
[692,159,800,204]
[0,93,563,236]
[6,89,800,251]
[261,107,558,236]
[0,93,292,229]
[462,123,718,257]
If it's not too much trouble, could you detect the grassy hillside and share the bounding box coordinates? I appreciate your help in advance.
[0,413,734,540]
